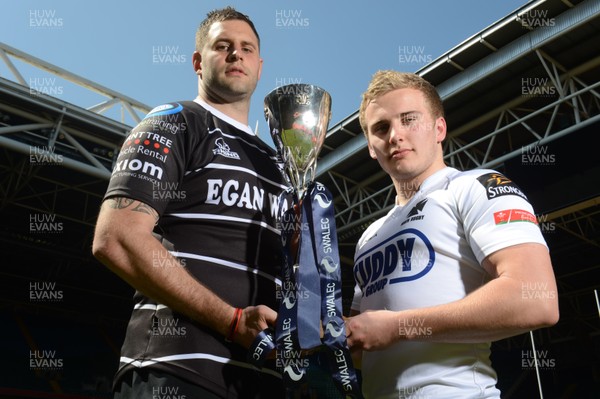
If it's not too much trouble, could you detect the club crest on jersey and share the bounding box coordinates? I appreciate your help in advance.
[354,228,435,297]
[212,137,240,160]
[477,173,528,201]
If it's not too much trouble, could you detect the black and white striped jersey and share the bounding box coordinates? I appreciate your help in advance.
[104,99,289,397]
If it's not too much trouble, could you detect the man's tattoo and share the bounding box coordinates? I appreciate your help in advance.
[107,197,159,222]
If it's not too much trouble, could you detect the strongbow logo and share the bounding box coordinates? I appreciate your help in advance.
[212,137,240,160]
[477,173,528,201]
[114,159,164,180]
[486,173,512,186]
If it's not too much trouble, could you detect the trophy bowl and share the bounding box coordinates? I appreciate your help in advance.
[264,84,332,199]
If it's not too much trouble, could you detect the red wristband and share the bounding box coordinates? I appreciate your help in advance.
[225,307,242,342]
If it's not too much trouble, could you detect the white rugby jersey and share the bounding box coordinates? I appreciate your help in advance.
[352,167,547,399]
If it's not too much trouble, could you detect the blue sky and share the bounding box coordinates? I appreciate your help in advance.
[1,0,527,143]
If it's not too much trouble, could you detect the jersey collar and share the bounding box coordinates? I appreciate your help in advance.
[193,98,256,136]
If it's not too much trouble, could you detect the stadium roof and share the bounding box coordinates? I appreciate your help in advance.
[0,0,599,395]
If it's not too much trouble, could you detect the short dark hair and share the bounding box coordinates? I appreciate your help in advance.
[195,6,260,52]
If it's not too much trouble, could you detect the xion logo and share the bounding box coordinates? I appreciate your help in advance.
[477,173,528,201]
[114,159,164,180]
[354,228,435,297]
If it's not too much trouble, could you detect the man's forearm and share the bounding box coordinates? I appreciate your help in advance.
[348,276,557,351]
[93,203,234,337]
[396,274,557,343]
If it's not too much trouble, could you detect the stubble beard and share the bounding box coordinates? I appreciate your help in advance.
[204,73,255,104]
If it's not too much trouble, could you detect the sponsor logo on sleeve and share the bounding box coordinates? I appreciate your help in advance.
[112,130,175,184]
[493,209,538,225]
[120,131,173,163]
[146,103,183,117]
[476,173,529,201]
[113,158,163,181]
[140,103,187,135]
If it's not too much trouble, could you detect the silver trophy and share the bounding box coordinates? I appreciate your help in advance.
[264,84,332,199]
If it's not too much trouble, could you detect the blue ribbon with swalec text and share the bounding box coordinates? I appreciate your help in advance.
[248,183,362,397]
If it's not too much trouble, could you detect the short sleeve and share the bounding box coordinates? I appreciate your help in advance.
[455,171,548,264]
[104,103,190,215]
